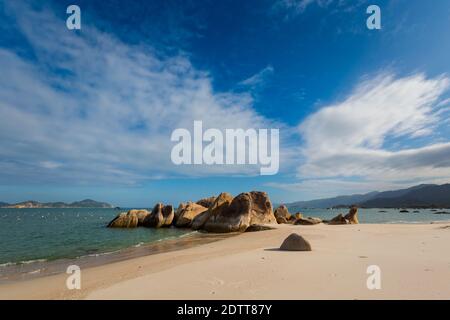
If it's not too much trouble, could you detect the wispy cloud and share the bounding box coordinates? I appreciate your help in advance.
[238,65,274,90]
[292,73,450,192]
[0,2,282,185]
[274,0,333,13]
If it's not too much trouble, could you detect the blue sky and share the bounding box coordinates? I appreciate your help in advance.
[0,0,449,207]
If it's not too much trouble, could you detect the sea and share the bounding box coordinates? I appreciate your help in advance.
[0,207,449,282]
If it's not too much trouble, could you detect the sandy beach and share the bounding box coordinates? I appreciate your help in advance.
[1,222,449,300]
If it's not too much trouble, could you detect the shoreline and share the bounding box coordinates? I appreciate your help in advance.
[0,231,234,285]
[1,221,450,300]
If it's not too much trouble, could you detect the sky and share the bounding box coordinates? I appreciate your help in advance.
[0,0,449,207]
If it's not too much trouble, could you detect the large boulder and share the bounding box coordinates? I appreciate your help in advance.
[175,202,208,228]
[274,205,291,224]
[294,217,322,225]
[107,211,138,228]
[344,206,359,224]
[203,191,276,233]
[280,233,312,251]
[191,210,212,230]
[128,209,151,226]
[162,205,174,226]
[196,196,217,209]
[174,203,188,225]
[192,192,233,230]
[143,203,174,228]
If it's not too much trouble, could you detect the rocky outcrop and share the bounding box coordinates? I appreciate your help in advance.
[127,209,151,226]
[294,217,322,225]
[328,207,359,225]
[274,205,291,224]
[174,203,188,225]
[143,203,174,228]
[192,192,233,230]
[107,211,139,228]
[344,206,359,224]
[191,210,211,230]
[196,196,216,209]
[327,213,348,225]
[203,191,276,233]
[175,202,208,228]
[280,233,312,251]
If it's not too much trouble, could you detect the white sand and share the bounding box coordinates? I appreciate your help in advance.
[1,223,450,300]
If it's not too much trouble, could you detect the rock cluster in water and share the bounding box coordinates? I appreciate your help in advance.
[107,191,277,233]
[327,206,359,225]
[273,205,359,225]
[107,193,359,233]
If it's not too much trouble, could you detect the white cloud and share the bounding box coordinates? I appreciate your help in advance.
[0,2,281,185]
[297,73,450,186]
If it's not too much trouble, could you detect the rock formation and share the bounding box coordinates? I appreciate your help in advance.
[143,203,174,228]
[127,209,151,226]
[279,233,312,251]
[174,203,188,225]
[196,196,217,209]
[344,206,359,224]
[107,211,139,228]
[327,213,349,225]
[328,206,359,225]
[192,192,233,230]
[203,191,276,233]
[175,202,208,228]
[274,205,291,224]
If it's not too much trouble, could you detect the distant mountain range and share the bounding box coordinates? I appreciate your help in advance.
[287,184,450,210]
[0,199,113,208]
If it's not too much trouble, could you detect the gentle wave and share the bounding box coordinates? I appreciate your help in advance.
[156,230,198,242]
[0,258,47,268]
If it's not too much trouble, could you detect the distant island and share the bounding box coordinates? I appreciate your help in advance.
[0,199,113,208]
[287,184,450,210]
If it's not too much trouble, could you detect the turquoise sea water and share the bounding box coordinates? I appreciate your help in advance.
[0,208,192,266]
[298,207,450,224]
[0,207,449,266]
